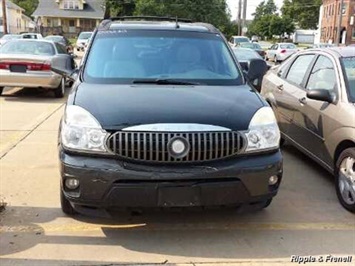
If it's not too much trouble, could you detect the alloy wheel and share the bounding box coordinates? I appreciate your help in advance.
[338,156,355,205]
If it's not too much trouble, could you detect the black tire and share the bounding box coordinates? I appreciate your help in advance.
[335,148,355,213]
[60,189,77,215]
[0,87,3,96]
[280,136,285,147]
[54,78,65,98]
[262,198,273,209]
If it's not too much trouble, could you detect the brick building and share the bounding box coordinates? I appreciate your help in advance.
[321,0,355,45]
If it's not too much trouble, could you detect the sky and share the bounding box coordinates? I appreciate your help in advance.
[227,0,284,20]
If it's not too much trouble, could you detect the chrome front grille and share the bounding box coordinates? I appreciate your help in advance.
[106,131,245,163]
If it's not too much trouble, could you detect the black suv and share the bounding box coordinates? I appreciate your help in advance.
[52,17,283,216]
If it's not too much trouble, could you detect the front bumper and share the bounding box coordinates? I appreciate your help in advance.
[0,70,62,89]
[60,149,283,213]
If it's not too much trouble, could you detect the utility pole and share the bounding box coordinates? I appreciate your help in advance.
[242,0,247,36]
[335,0,344,45]
[1,0,8,34]
[237,0,242,35]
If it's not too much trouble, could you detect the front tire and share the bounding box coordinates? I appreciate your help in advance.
[335,148,355,213]
[0,87,3,96]
[54,78,65,98]
[60,189,77,215]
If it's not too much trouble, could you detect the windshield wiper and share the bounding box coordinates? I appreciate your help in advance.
[132,79,201,85]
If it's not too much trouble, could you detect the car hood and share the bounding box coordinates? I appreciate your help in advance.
[73,84,265,131]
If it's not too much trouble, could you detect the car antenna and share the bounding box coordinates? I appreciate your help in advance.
[175,16,180,29]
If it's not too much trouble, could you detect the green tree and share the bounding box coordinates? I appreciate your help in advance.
[281,0,322,29]
[134,0,231,33]
[12,0,39,17]
[104,0,135,18]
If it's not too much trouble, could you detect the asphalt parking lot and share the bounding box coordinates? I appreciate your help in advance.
[0,84,354,266]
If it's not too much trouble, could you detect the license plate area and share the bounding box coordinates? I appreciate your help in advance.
[10,65,27,73]
[158,185,201,207]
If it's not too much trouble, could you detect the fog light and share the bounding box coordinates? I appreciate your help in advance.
[65,178,80,190]
[269,175,278,185]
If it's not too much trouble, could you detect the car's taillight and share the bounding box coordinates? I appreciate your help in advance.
[280,49,287,53]
[27,62,51,71]
[0,61,51,71]
[0,62,10,70]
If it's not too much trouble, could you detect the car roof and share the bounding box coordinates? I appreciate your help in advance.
[99,17,219,34]
[306,47,355,58]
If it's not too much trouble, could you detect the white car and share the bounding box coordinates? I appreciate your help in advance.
[76,32,93,51]
[265,43,298,62]
[229,36,250,47]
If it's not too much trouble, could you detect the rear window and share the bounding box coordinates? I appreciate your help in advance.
[280,44,297,49]
[234,37,249,43]
[0,41,55,55]
[233,48,262,60]
[84,30,243,86]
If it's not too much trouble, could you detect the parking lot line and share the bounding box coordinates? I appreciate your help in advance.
[1,222,354,233]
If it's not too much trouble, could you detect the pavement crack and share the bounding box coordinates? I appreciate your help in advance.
[0,103,64,160]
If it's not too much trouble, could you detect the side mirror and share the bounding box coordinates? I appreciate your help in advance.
[51,55,78,82]
[246,58,267,81]
[306,89,335,103]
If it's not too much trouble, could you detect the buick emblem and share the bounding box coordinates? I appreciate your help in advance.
[168,137,190,158]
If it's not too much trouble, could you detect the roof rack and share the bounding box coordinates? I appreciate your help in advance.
[109,16,193,23]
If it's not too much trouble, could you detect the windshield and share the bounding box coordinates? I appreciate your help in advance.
[0,41,55,55]
[84,30,242,85]
[232,48,262,61]
[78,32,92,40]
[341,56,355,102]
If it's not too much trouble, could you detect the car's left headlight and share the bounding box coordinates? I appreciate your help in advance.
[61,105,109,153]
[244,106,280,152]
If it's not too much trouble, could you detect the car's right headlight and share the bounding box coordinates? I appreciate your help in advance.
[61,105,109,153]
[244,106,280,153]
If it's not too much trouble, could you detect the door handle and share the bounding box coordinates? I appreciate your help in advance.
[298,97,307,104]
[277,84,284,91]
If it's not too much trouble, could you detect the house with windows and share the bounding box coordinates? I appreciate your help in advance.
[0,0,34,35]
[320,0,355,45]
[32,0,105,38]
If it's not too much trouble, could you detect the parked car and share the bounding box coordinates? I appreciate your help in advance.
[76,32,93,51]
[20,33,43,39]
[251,35,259,42]
[265,43,298,62]
[0,39,75,98]
[51,17,281,216]
[232,47,269,91]
[261,47,355,212]
[239,42,266,57]
[229,36,250,47]
[0,34,21,46]
[45,35,73,53]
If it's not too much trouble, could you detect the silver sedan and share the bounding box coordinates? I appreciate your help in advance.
[0,39,75,98]
[265,43,298,63]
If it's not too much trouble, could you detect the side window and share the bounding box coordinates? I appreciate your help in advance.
[306,56,337,91]
[55,43,67,54]
[286,54,315,86]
